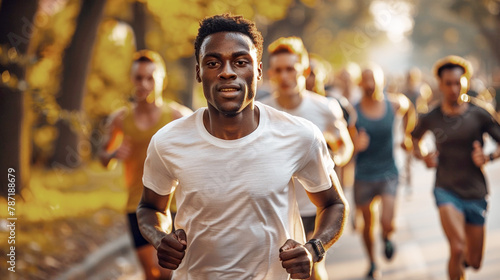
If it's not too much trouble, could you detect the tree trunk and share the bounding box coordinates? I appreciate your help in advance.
[178,56,195,109]
[131,1,147,50]
[49,0,106,169]
[261,0,316,63]
[0,0,39,196]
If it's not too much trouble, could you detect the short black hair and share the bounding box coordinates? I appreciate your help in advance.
[194,13,263,63]
[437,62,465,78]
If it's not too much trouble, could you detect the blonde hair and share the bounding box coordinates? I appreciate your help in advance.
[268,36,309,70]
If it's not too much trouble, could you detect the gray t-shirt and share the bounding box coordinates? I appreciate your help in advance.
[411,104,500,199]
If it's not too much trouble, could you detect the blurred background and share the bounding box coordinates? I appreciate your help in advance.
[1,0,500,279]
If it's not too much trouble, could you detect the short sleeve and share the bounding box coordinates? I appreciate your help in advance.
[142,135,178,195]
[325,99,347,139]
[295,125,336,193]
[328,98,345,121]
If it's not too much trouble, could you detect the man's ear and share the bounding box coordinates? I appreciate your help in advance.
[195,64,201,83]
[257,62,263,81]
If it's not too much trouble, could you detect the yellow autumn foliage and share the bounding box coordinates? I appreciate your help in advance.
[0,161,127,223]
[24,0,294,164]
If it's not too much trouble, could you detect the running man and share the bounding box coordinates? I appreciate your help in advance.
[262,37,353,279]
[401,67,433,193]
[411,55,500,280]
[136,14,348,279]
[99,50,192,280]
[352,63,415,279]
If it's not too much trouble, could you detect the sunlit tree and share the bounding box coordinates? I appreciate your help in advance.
[49,0,107,169]
[0,0,39,195]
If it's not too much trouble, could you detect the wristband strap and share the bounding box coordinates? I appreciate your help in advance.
[306,239,325,262]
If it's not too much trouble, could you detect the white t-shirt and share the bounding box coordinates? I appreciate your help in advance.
[143,102,335,280]
[261,91,343,216]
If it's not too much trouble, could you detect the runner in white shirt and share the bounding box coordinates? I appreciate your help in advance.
[136,14,348,280]
[262,91,350,220]
[262,36,353,280]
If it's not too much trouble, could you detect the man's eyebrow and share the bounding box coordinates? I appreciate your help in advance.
[202,51,252,60]
[232,51,252,58]
[203,52,221,60]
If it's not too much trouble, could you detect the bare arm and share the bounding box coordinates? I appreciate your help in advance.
[306,174,348,250]
[137,187,187,269]
[326,99,354,167]
[330,119,354,167]
[402,102,417,151]
[97,108,130,168]
[279,175,348,278]
[412,136,438,168]
[136,187,172,247]
[471,141,500,167]
[416,83,433,113]
[352,126,370,154]
[389,93,416,151]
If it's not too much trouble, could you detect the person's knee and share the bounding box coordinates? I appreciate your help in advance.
[449,242,465,260]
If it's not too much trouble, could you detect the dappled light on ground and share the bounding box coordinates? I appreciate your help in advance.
[0,161,128,279]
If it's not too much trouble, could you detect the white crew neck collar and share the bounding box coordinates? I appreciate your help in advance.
[196,102,267,148]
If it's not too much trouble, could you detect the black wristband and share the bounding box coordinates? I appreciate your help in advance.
[489,153,495,162]
[306,239,325,262]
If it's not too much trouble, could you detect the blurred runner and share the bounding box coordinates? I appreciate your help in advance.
[352,63,415,279]
[98,50,192,280]
[306,53,358,194]
[262,37,353,280]
[401,67,433,194]
[307,53,357,137]
[412,55,500,280]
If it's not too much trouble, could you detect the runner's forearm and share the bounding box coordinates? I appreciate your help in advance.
[137,204,172,249]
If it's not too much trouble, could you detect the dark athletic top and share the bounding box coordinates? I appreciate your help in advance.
[355,100,398,181]
[411,103,500,199]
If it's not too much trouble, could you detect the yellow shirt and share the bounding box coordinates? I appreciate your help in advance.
[122,104,174,213]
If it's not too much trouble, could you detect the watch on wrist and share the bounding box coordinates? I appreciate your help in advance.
[306,239,325,262]
[489,153,495,162]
